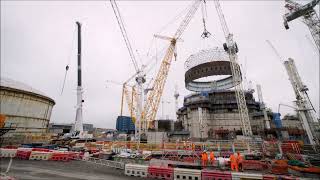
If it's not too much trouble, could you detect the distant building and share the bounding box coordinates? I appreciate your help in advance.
[48,123,94,134]
[177,90,270,140]
[116,116,135,134]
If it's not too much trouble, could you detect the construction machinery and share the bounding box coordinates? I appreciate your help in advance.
[213,0,253,136]
[284,58,320,145]
[110,0,146,142]
[267,40,320,145]
[257,84,271,129]
[141,0,202,131]
[73,21,84,137]
[283,0,320,50]
[106,79,137,123]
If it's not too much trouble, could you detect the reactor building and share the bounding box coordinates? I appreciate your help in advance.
[177,48,306,141]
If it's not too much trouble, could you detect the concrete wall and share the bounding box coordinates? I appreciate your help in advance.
[0,88,55,135]
[181,107,269,139]
[147,132,167,144]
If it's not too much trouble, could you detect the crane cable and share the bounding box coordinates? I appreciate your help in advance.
[61,28,77,95]
[201,0,211,38]
[110,0,139,73]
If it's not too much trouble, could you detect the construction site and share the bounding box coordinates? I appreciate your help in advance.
[1,0,320,179]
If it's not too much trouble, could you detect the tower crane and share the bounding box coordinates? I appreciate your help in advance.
[283,0,320,50]
[106,79,137,123]
[142,0,202,130]
[110,0,146,140]
[266,40,320,145]
[213,0,253,136]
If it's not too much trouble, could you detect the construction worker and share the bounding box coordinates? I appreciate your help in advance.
[237,152,243,172]
[201,151,208,167]
[230,153,238,171]
[210,151,215,166]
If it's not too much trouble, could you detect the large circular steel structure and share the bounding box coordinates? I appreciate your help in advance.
[184,48,241,92]
[0,77,55,142]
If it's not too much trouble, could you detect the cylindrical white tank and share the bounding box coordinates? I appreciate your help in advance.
[0,77,55,143]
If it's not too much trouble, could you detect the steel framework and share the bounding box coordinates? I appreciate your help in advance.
[214,0,253,136]
[283,0,320,50]
[284,58,319,145]
[142,0,202,130]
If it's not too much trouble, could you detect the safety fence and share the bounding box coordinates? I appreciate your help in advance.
[79,140,306,156]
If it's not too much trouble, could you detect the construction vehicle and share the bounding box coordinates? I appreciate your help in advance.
[283,0,320,50]
[213,0,253,136]
[267,40,320,145]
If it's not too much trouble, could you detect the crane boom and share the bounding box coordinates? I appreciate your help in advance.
[283,0,320,50]
[214,0,253,136]
[142,0,202,129]
[110,0,140,72]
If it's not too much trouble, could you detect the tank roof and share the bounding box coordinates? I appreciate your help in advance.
[0,77,55,103]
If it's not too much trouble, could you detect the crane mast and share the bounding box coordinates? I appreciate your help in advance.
[213,0,253,136]
[74,21,84,135]
[142,0,202,130]
[284,58,319,145]
[266,40,319,145]
[283,0,320,50]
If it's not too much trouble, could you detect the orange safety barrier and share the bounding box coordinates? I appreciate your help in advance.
[242,160,269,171]
[271,160,288,175]
[148,166,174,180]
[202,170,232,180]
[3,146,17,149]
[50,153,70,162]
[16,150,32,160]
[68,152,81,160]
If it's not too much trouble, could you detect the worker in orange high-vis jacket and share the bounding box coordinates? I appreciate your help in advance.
[230,153,238,171]
[210,151,215,166]
[237,152,243,172]
[201,151,208,167]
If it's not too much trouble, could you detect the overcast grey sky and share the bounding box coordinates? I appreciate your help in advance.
[1,1,319,129]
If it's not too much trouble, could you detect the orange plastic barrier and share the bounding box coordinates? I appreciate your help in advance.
[16,150,32,160]
[242,160,269,171]
[50,153,70,162]
[202,170,232,180]
[148,166,174,180]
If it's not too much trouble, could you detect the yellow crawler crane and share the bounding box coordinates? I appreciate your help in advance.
[141,0,202,130]
[121,83,137,123]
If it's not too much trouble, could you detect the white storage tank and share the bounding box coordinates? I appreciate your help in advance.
[0,77,55,143]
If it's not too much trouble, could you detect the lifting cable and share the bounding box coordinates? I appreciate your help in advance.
[110,0,139,73]
[61,27,77,95]
[201,0,211,39]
